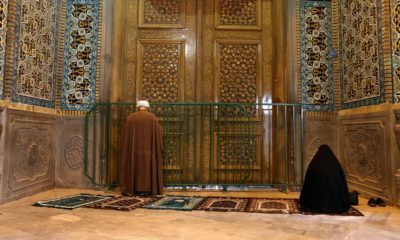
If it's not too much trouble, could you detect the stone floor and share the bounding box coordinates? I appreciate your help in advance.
[0,189,399,240]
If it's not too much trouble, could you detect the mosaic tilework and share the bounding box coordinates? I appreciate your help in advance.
[300,1,334,111]
[12,0,59,108]
[392,0,400,103]
[0,0,8,99]
[61,0,99,110]
[339,0,385,108]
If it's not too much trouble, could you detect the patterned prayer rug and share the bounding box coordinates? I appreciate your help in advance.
[143,196,205,211]
[86,196,160,211]
[33,194,113,210]
[195,197,250,212]
[246,198,302,214]
[300,205,364,217]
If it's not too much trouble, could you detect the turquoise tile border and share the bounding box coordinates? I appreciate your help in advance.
[61,0,99,111]
[300,1,334,111]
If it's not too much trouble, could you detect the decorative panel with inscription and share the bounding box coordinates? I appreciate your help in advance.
[339,0,384,108]
[61,0,100,110]
[137,40,184,103]
[0,0,8,99]
[138,0,185,28]
[12,0,59,108]
[300,1,334,111]
[392,1,400,103]
[215,0,261,30]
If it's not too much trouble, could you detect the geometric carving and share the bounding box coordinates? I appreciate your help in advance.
[217,134,258,167]
[0,0,8,99]
[137,40,184,104]
[392,3,400,103]
[61,0,100,110]
[12,126,51,182]
[300,1,333,111]
[345,128,383,182]
[340,0,384,108]
[138,0,185,28]
[163,135,181,167]
[215,0,261,30]
[215,41,260,117]
[64,136,84,170]
[12,0,59,107]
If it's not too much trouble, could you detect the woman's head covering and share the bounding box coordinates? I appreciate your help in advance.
[137,100,150,108]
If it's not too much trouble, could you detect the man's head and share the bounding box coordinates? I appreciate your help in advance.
[137,100,150,111]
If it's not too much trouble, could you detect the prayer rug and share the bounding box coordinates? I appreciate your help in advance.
[246,198,302,214]
[86,196,160,211]
[143,196,205,211]
[195,197,249,212]
[300,206,364,216]
[33,194,113,210]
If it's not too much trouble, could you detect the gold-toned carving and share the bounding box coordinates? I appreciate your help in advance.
[215,40,262,116]
[138,0,185,28]
[215,0,261,30]
[137,40,184,105]
[215,133,260,169]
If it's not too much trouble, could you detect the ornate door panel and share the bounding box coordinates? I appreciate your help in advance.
[117,0,275,185]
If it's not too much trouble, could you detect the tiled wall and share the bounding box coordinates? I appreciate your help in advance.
[0,1,8,99]
[300,1,334,111]
[61,0,100,110]
[11,0,60,108]
[392,0,400,103]
[339,0,385,108]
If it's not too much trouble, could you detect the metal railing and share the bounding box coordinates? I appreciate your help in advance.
[85,102,305,191]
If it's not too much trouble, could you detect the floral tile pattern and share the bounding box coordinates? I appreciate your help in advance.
[61,0,99,110]
[12,0,59,108]
[0,0,8,99]
[339,0,384,108]
[392,0,400,103]
[300,1,334,111]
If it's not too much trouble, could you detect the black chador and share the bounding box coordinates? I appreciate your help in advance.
[299,145,350,213]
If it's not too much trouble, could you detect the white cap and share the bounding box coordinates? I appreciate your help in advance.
[137,100,150,108]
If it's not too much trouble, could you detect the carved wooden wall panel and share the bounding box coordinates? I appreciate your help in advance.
[215,0,261,30]
[139,0,185,28]
[137,40,184,103]
[215,41,261,103]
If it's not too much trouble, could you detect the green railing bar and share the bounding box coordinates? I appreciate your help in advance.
[185,105,190,184]
[193,106,198,183]
[92,107,97,184]
[300,107,305,183]
[216,106,221,184]
[209,105,213,184]
[200,105,204,184]
[284,106,288,191]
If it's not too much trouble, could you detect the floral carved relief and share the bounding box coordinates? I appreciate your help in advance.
[345,128,383,182]
[64,136,84,170]
[12,127,51,182]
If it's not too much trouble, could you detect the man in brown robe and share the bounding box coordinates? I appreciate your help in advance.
[120,100,163,196]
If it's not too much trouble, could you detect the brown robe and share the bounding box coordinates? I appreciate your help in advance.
[120,110,163,195]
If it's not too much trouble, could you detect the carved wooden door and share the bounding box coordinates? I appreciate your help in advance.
[119,0,274,186]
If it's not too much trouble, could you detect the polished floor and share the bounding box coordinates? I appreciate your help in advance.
[0,189,399,240]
